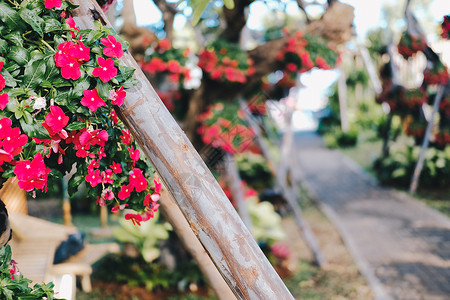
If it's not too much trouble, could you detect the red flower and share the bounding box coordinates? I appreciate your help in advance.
[79,129,109,147]
[93,57,117,82]
[125,213,143,226]
[110,109,119,123]
[110,161,122,174]
[14,153,50,192]
[109,86,126,106]
[118,184,132,200]
[128,146,140,161]
[0,62,5,91]
[65,16,79,38]
[0,93,8,110]
[86,169,102,187]
[1,122,28,157]
[101,169,114,184]
[45,106,69,133]
[128,168,147,192]
[111,204,128,213]
[100,35,124,58]
[81,89,106,112]
[120,129,132,145]
[61,59,81,80]
[67,40,90,61]
[44,0,61,9]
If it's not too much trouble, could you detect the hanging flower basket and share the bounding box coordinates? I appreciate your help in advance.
[397,31,427,59]
[441,15,450,40]
[198,40,255,84]
[197,101,255,154]
[0,0,160,224]
[423,61,449,86]
[276,30,339,75]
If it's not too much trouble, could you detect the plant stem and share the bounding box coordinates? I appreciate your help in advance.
[41,39,56,52]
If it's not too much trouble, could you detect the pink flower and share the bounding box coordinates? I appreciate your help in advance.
[86,169,102,187]
[102,188,115,200]
[65,16,79,38]
[110,109,119,123]
[81,89,106,112]
[128,168,147,192]
[92,57,117,83]
[0,93,8,110]
[118,184,132,200]
[44,106,69,133]
[100,35,124,58]
[109,86,126,106]
[110,161,122,174]
[111,204,128,213]
[79,129,109,147]
[128,146,140,161]
[44,0,62,9]
[120,130,132,145]
[14,153,50,192]
[67,40,90,61]
[101,169,114,184]
[125,213,143,226]
[61,59,81,80]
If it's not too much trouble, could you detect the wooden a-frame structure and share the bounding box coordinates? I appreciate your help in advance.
[72,1,295,299]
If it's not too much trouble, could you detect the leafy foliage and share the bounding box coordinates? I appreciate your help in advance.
[0,246,58,300]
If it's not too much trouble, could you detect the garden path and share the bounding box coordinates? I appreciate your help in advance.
[291,131,450,300]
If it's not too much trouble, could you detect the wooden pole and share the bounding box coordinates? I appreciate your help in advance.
[241,100,326,267]
[338,67,350,133]
[224,154,253,231]
[71,2,294,299]
[409,86,446,194]
[159,188,237,300]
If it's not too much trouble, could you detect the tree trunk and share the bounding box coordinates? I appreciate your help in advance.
[71,2,294,299]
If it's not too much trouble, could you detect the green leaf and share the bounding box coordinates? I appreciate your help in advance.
[1,68,17,88]
[96,80,110,100]
[0,38,8,55]
[0,2,26,32]
[223,0,235,9]
[191,0,209,25]
[72,78,90,97]
[19,8,44,37]
[65,121,86,131]
[23,59,46,89]
[4,32,23,47]
[43,17,61,33]
[7,46,29,66]
[20,120,50,139]
[123,78,138,89]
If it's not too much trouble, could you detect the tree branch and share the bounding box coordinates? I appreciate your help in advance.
[220,0,251,43]
[153,0,178,42]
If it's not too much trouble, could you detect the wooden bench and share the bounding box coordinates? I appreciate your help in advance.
[9,213,119,299]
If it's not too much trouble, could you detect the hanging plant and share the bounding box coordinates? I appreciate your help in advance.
[198,39,255,84]
[139,38,191,86]
[0,0,160,225]
[423,60,449,86]
[441,15,450,39]
[197,101,255,154]
[276,30,339,75]
[401,88,428,110]
[397,31,427,59]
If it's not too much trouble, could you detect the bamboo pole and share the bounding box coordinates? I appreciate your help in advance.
[409,86,446,194]
[71,2,294,299]
[159,188,237,300]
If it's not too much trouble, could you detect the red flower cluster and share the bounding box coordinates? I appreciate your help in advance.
[197,103,255,154]
[198,48,254,84]
[14,153,51,192]
[55,40,91,80]
[140,39,190,83]
[397,31,427,59]
[276,31,336,75]
[0,118,28,166]
[423,61,449,86]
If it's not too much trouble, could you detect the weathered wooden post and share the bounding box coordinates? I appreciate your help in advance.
[71,1,294,299]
